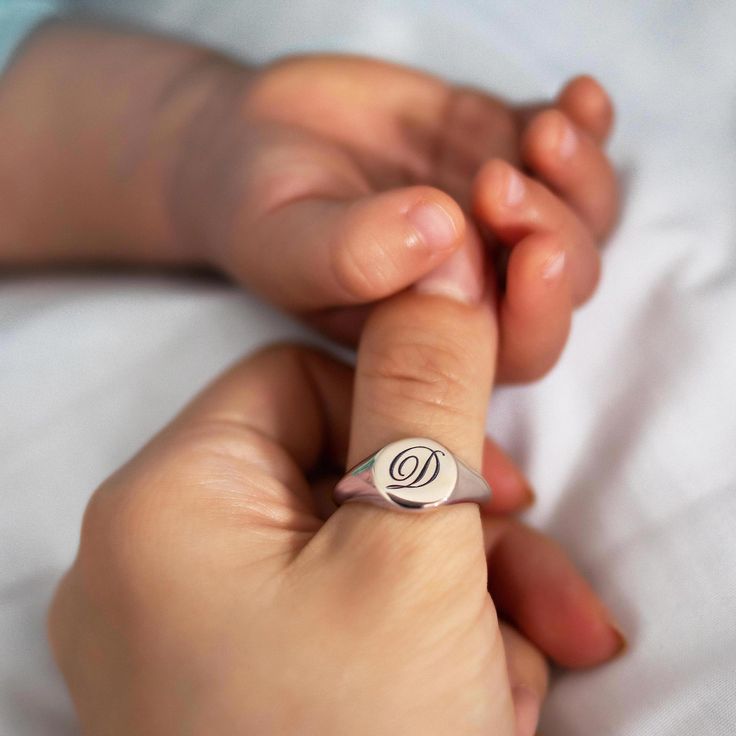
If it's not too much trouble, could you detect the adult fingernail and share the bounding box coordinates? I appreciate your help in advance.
[541,250,566,281]
[513,685,541,736]
[521,484,536,508]
[406,201,459,251]
[609,622,628,656]
[414,241,485,305]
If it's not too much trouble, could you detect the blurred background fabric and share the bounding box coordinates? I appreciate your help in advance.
[2,1,736,733]
[0,0,59,67]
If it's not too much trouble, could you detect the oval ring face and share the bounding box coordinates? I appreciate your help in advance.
[372,437,458,508]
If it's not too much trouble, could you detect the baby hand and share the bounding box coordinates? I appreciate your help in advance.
[1,24,617,380]
[173,55,618,379]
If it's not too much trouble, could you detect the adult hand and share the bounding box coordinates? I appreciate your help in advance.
[49,269,622,735]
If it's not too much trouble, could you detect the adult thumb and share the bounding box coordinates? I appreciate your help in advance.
[329,229,494,564]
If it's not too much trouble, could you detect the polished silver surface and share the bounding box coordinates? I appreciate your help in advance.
[333,437,491,511]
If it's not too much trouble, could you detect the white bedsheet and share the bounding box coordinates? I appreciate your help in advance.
[2,1,735,733]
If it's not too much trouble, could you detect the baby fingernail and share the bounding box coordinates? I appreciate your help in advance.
[541,250,566,280]
[415,242,485,305]
[513,685,541,736]
[505,168,525,206]
[406,201,459,251]
[557,118,578,159]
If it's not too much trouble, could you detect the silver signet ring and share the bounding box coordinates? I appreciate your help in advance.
[333,437,491,512]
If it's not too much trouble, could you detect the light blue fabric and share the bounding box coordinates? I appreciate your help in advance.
[0,0,60,70]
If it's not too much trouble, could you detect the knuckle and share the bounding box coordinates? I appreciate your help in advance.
[447,87,517,152]
[330,228,393,301]
[78,440,210,588]
[360,327,474,423]
[78,479,163,586]
[228,343,329,394]
[77,485,117,562]
[77,419,282,590]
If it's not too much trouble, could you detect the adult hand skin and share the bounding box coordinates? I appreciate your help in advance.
[49,267,623,735]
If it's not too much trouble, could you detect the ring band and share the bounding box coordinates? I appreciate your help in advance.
[333,437,491,512]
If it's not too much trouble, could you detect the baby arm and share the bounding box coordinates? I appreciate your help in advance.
[0,19,242,267]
